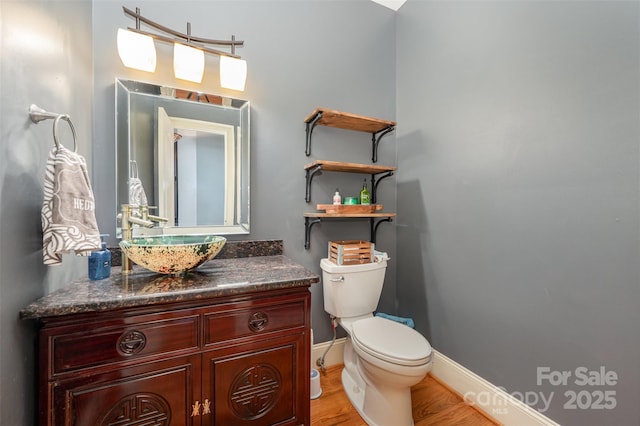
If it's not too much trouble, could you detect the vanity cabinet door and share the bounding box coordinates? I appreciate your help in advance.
[202,333,308,426]
[49,355,200,426]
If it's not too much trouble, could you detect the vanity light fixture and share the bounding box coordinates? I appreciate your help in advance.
[174,42,205,83]
[117,28,156,72]
[220,55,247,91]
[118,6,246,90]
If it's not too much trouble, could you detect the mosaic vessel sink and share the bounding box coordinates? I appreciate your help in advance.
[119,235,226,274]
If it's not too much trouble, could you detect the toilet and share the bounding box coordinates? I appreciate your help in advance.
[321,255,432,426]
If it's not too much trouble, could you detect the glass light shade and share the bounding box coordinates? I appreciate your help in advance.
[174,43,205,83]
[117,29,156,72]
[220,56,247,91]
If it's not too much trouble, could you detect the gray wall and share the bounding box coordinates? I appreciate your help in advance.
[0,1,93,424]
[396,1,639,425]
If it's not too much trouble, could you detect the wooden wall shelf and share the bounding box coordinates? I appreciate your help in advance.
[304,108,396,133]
[304,212,396,219]
[304,107,396,162]
[304,160,395,174]
[304,160,396,203]
[304,215,396,250]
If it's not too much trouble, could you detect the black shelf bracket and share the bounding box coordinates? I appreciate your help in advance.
[305,165,323,203]
[305,111,323,156]
[371,126,395,163]
[304,217,322,250]
[370,217,393,245]
[370,171,394,204]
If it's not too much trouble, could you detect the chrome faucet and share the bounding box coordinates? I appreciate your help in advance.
[118,204,168,273]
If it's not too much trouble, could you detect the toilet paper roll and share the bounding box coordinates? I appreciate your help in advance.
[310,368,322,399]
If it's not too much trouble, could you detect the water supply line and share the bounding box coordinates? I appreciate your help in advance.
[316,316,337,373]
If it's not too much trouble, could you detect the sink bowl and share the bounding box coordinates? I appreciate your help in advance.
[119,235,226,274]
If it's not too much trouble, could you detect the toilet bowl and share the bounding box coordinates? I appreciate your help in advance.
[320,256,433,426]
[341,316,432,426]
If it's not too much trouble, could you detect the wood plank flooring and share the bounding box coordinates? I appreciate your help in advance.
[311,364,499,426]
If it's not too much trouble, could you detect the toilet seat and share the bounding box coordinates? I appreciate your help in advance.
[351,317,432,366]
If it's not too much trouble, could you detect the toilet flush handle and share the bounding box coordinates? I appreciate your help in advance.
[330,276,344,282]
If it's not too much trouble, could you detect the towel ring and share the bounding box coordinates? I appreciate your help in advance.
[29,105,78,152]
[53,114,77,152]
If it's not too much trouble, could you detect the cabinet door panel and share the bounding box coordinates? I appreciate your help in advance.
[203,337,305,426]
[52,356,200,426]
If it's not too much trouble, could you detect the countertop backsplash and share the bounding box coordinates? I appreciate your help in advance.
[110,239,284,266]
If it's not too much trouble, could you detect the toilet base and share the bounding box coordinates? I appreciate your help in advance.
[341,366,415,426]
[342,367,377,426]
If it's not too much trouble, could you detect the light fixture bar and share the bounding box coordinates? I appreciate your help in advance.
[122,6,243,59]
[126,28,239,59]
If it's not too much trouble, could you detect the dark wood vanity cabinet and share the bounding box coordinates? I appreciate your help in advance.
[38,287,311,426]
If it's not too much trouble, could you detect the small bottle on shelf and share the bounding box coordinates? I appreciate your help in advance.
[333,188,342,205]
[360,179,370,205]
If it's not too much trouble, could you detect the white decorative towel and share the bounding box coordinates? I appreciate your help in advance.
[42,144,101,265]
[128,160,148,210]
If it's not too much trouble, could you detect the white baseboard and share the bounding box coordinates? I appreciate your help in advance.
[311,339,559,426]
[431,351,560,426]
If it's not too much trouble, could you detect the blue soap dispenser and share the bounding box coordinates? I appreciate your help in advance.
[89,234,111,280]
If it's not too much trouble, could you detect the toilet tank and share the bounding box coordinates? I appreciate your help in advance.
[320,258,387,319]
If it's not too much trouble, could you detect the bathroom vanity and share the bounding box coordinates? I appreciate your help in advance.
[21,241,318,426]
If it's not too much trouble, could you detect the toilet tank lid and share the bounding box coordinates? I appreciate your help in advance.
[352,317,432,363]
[320,258,387,273]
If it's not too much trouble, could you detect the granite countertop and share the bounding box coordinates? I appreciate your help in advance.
[20,255,319,320]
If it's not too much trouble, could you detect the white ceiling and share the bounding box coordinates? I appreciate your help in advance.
[370,0,407,11]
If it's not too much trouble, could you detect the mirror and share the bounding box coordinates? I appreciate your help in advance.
[116,79,250,235]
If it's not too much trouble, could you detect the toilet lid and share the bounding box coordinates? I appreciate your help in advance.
[352,317,432,366]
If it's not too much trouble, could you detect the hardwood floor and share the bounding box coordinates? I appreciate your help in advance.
[311,364,499,426]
